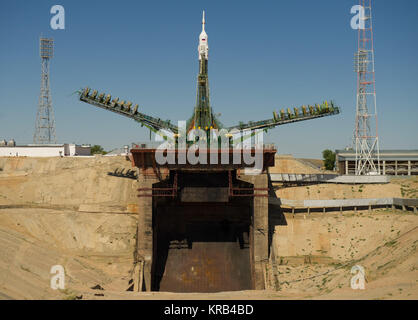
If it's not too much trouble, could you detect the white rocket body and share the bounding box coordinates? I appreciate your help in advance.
[198,11,209,60]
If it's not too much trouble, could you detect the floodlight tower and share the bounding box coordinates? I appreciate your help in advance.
[354,0,380,175]
[34,37,57,144]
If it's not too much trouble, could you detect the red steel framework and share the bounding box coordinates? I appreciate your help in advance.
[137,170,269,198]
[132,148,276,198]
[228,171,269,197]
[354,0,380,175]
[138,172,178,198]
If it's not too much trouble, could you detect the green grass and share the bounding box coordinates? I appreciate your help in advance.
[384,240,397,247]
[59,288,80,300]
[20,266,30,272]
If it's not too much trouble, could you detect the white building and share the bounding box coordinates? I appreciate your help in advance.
[0,143,91,157]
[104,145,130,156]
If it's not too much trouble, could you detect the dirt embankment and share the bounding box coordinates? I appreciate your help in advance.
[269,155,323,174]
[0,208,137,299]
[0,155,416,300]
[0,156,140,299]
[0,156,139,212]
[269,209,418,299]
[1,207,415,300]
[268,155,418,299]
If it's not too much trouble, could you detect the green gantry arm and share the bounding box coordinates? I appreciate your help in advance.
[78,86,340,143]
[226,101,340,132]
[78,87,179,135]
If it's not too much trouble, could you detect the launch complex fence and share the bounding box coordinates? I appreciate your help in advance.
[271,197,418,214]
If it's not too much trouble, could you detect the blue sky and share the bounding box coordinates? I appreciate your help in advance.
[0,0,417,158]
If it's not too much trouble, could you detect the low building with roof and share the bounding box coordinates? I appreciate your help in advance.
[0,141,91,157]
[336,149,418,176]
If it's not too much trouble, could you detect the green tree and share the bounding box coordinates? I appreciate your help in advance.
[322,149,336,170]
[91,145,107,155]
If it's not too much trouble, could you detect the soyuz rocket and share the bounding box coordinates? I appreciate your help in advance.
[191,10,215,131]
[78,11,340,139]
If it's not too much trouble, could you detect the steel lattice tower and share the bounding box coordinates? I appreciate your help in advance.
[34,37,57,144]
[353,0,380,175]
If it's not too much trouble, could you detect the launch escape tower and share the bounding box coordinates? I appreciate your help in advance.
[354,0,380,175]
[77,12,341,292]
[34,37,57,144]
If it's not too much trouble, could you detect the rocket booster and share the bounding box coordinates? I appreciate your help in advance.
[198,11,208,60]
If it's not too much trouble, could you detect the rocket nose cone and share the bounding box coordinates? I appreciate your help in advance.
[200,31,207,38]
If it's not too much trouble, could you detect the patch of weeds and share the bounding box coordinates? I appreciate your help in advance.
[384,240,397,247]
[64,293,78,300]
[377,261,392,270]
[59,288,81,300]
[316,249,328,254]
[20,265,31,273]
[330,262,343,268]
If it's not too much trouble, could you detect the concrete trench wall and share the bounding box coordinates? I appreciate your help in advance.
[271,211,417,264]
[238,172,269,290]
[135,170,270,292]
[152,202,252,292]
